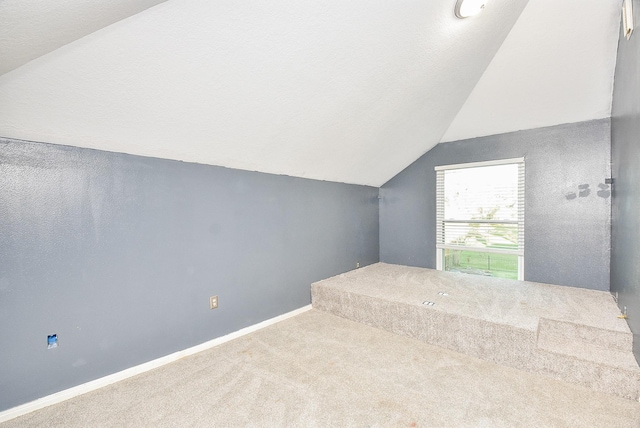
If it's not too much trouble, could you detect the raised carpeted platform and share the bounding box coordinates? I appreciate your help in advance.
[312,263,640,400]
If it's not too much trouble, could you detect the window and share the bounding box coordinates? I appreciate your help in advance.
[435,158,524,280]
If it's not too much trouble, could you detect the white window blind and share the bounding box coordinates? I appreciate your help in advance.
[436,158,524,257]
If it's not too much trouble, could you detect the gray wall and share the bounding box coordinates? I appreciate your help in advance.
[380,119,611,291]
[611,0,640,361]
[0,138,379,411]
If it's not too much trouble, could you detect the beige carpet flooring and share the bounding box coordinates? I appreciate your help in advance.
[3,309,640,427]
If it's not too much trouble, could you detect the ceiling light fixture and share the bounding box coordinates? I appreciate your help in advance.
[455,0,488,19]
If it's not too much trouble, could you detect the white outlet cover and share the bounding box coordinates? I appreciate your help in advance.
[209,296,218,309]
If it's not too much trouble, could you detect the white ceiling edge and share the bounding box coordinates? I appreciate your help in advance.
[440,0,621,143]
[0,0,169,76]
[0,0,528,187]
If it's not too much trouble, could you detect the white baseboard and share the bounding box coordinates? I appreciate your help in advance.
[0,305,312,423]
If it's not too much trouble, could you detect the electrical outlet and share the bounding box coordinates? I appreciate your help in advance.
[356,262,360,268]
[209,295,218,309]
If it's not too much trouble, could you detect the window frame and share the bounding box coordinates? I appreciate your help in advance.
[435,157,525,281]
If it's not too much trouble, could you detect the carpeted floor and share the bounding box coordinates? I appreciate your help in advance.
[3,309,640,427]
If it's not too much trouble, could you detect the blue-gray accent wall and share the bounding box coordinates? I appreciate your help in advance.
[380,119,611,291]
[611,0,640,362]
[0,138,379,411]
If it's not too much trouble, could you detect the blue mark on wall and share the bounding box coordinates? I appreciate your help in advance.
[47,334,58,349]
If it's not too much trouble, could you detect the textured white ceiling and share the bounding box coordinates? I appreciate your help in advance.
[0,0,169,76]
[441,0,621,143]
[0,0,528,186]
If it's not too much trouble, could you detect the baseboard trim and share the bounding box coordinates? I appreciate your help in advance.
[0,305,312,423]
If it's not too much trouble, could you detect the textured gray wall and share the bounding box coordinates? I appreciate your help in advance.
[611,0,640,361]
[0,138,379,411]
[380,119,611,291]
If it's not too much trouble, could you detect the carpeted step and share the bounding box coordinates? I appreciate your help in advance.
[538,318,633,353]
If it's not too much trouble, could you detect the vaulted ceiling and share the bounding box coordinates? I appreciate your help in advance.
[442,0,621,142]
[0,0,621,186]
[0,0,169,75]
